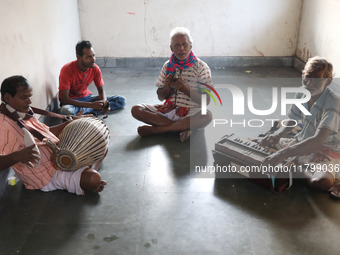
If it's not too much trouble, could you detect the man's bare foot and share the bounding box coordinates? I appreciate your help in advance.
[137,125,161,136]
[95,180,107,193]
[179,130,191,142]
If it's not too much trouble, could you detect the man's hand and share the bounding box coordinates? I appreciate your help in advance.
[102,101,110,114]
[170,77,187,92]
[71,109,93,120]
[16,145,40,167]
[259,133,281,148]
[260,133,285,168]
[261,150,286,167]
[157,75,173,101]
[164,74,173,88]
[0,145,39,170]
[90,100,106,110]
[165,74,187,91]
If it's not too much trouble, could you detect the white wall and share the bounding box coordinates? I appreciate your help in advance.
[79,0,302,58]
[0,0,81,109]
[5,0,340,107]
[296,0,340,76]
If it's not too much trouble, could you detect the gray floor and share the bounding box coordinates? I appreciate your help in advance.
[1,67,340,255]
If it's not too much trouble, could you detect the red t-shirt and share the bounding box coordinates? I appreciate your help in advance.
[59,60,104,99]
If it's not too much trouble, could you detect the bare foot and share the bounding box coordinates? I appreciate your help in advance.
[137,125,160,136]
[95,180,107,193]
[179,130,191,142]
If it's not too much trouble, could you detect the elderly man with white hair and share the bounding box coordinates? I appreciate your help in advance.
[131,27,213,142]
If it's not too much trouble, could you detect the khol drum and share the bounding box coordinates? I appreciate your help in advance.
[47,117,110,171]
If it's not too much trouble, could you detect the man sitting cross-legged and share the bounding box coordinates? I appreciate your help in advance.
[131,27,213,142]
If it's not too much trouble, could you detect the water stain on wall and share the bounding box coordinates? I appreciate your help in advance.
[296,46,312,62]
[253,46,264,57]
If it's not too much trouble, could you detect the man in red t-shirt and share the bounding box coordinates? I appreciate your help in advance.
[59,41,125,116]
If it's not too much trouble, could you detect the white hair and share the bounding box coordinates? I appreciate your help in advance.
[169,27,193,46]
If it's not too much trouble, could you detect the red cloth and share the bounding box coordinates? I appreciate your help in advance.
[59,60,104,99]
[314,146,340,162]
[165,51,197,76]
[155,99,189,118]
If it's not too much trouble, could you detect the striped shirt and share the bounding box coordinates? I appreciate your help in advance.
[288,86,340,152]
[0,114,59,189]
[156,58,213,109]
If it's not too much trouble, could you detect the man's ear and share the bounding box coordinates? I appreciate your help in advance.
[3,93,11,103]
[326,77,333,86]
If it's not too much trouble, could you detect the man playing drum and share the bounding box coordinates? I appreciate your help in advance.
[131,27,213,142]
[0,76,107,195]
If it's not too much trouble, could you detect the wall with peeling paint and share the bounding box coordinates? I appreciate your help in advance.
[0,0,81,109]
[78,0,302,58]
[296,0,340,76]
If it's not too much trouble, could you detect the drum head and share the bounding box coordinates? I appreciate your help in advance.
[56,151,77,171]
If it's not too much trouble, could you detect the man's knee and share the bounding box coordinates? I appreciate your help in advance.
[203,110,213,124]
[107,95,126,111]
[192,110,212,127]
[89,171,101,187]
[60,105,75,115]
[80,169,102,191]
[131,105,144,119]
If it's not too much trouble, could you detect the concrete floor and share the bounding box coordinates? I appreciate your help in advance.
[1,66,340,255]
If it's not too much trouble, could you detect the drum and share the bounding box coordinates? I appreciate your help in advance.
[47,117,110,171]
